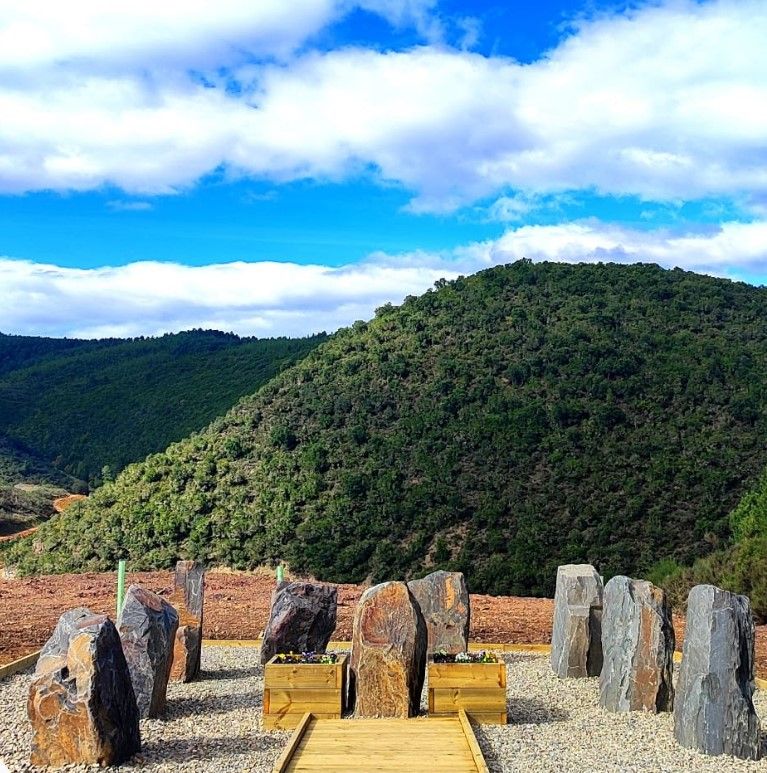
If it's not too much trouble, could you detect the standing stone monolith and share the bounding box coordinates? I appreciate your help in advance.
[169,560,205,682]
[350,581,427,718]
[28,609,140,768]
[117,584,179,718]
[674,584,762,760]
[407,570,470,654]
[260,581,338,664]
[600,575,675,712]
[551,564,603,678]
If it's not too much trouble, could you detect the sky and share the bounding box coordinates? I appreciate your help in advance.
[1,0,766,339]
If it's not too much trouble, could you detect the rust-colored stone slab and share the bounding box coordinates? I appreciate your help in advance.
[350,581,426,718]
[168,560,205,682]
[408,570,470,654]
[118,584,178,718]
[28,609,140,768]
[600,575,674,713]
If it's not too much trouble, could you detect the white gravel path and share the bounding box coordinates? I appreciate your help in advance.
[1,647,765,772]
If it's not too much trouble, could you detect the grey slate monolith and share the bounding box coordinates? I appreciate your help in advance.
[260,581,338,664]
[407,570,470,654]
[599,575,675,713]
[117,584,179,718]
[28,609,141,767]
[673,584,762,760]
[551,564,603,678]
[169,560,205,682]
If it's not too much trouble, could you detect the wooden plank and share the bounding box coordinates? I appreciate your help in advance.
[458,709,490,773]
[428,662,505,689]
[264,712,341,731]
[278,715,489,772]
[265,657,346,689]
[0,649,40,680]
[431,688,506,713]
[272,712,313,772]
[266,688,343,714]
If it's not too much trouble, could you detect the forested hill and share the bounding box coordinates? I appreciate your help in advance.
[0,329,326,484]
[6,261,767,602]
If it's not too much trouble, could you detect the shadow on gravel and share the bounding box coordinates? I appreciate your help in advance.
[140,733,286,762]
[198,666,263,681]
[507,697,569,724]
[165,691,263,718]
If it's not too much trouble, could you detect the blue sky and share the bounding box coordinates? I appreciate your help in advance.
[1,0,766,338]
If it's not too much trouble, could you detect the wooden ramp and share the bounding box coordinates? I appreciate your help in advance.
[274,710,489,772]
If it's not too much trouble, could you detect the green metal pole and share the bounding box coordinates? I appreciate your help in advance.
[276,564,284,584]
[116,559,126,616]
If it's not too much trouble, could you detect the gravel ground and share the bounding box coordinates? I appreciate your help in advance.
[474,654,767,773]
[1,647,766,772]
[0,645,289,772]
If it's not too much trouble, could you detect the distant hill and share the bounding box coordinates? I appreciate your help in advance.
[0,329,326,484]
[0,437,76,537]
[6,262,767,605]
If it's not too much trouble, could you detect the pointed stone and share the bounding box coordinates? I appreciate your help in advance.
[28,609,140,768]
[600,575,675,712]
[551,564,603,678]
[674,584,762,760]
[407,570,470,654]
[350,581,427,718]
[260,581,338,665]
[168,560,205,682]
[117,584,179,718]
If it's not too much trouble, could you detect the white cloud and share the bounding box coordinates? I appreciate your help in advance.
[1,0,765,208]
[2,220,766,339]
[0,0,437,68]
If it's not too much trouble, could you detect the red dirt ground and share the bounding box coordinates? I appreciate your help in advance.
[0,569,764,679]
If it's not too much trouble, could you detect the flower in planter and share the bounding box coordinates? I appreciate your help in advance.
[433,650,498,663]
[274,651,338,664]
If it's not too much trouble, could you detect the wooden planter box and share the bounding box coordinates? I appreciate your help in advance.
[428,660,507,724]
[263,654,347,730]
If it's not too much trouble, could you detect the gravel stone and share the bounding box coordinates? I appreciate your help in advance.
[2,648,765,771]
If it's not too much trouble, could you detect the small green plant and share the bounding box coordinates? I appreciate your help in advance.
[432,650,498,663]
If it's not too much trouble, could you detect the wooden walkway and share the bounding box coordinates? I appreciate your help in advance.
[274,710,489,772]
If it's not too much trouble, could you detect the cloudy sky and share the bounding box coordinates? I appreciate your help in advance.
[1,0,766,338]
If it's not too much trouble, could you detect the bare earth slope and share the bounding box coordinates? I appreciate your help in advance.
[0,569,764,679]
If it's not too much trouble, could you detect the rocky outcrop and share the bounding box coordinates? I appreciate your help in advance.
[117,584,179,718]
[407,570,470,654]
[260,581,338,664]
[674,585,762,760]
[350,581,427,717]
[550,564,603,678]
[599,575,674,712]
[28,609,140,767]
[169,560,205,682]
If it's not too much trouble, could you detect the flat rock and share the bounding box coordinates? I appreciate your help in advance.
[28,609,140,767]
[118,584,179,718]
[350,581,427,718]
[550,564,603,678]
[260,581,337,664]
[168,560,205,682]
[674,584,762,760]
[600,575,674,712]
[407,570,470,654]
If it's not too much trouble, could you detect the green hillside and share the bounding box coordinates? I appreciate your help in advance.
[6,262,767,604]
[0,437,76,536]
[0,330,326,484]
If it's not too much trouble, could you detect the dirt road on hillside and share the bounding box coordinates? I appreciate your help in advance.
[1,569,764,679]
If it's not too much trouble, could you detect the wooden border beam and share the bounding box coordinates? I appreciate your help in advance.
[272,712,313,773]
